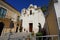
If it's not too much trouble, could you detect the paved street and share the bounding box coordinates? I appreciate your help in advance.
[0,32,36,40]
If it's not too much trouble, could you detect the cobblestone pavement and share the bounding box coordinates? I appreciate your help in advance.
[0,32,36,40]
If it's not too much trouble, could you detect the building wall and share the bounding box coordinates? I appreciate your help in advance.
[54,0,60,29]
[46,1,58,40]
[20,5,45,33]
[0,4,18,22]
[47,1,58,35]
[0,2,20,34]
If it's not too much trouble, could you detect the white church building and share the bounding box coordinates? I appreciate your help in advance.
[20,4,45,33]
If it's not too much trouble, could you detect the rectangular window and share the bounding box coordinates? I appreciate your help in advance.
[0,7,7,18]
[30,10,32,15]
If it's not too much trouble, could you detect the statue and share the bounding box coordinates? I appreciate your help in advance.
[38,23,41,32]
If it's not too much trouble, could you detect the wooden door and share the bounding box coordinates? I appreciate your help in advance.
[29,23,33,32]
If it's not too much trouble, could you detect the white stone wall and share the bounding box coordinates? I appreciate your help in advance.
[54,0,60,17]
[54,0,60,29]
[20,4,45,33]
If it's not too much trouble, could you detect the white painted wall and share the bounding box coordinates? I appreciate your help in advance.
[54,0,60,17]
[20,5,45,33]
[54,0,60,29]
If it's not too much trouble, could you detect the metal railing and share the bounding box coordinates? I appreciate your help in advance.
[8,35,59,40]
[36,35,59,40]
[0,34,59,40]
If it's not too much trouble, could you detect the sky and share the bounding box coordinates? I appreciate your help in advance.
[5,0,50,12]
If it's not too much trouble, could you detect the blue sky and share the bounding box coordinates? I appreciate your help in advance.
[5,0,50,12]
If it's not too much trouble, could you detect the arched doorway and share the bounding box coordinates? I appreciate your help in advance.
[0,22,4,36]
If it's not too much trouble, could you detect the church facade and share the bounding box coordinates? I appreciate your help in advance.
[20,4,45,33]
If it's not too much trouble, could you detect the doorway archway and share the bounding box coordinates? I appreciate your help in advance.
[0,22,4,36]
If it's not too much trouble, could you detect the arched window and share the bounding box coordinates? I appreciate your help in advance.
[0,7,7,18]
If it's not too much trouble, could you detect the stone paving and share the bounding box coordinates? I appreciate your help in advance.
[0,32,36,40]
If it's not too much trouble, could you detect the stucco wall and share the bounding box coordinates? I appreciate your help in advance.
[21,5,45,33]
[47,1,58,35]
[0,4,19,33]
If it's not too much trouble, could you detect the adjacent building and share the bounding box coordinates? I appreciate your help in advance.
[46,0,59,40]
[54,0,60,29]
[0,0,20,34]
